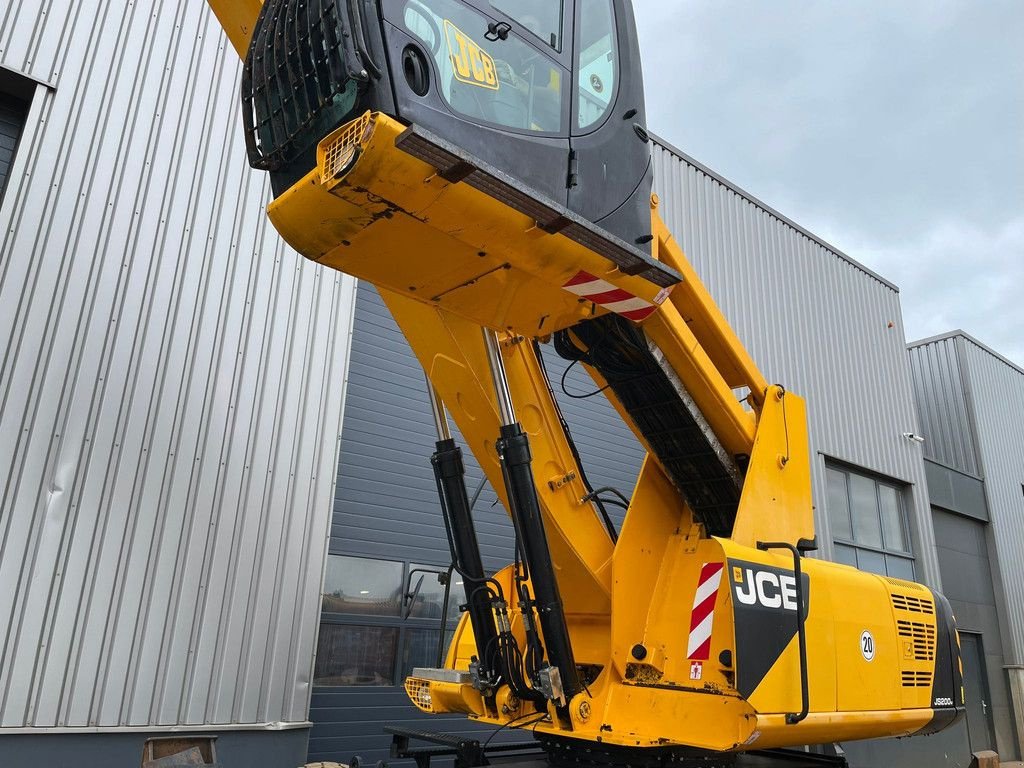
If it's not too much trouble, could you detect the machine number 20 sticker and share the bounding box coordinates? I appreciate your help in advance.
[861,630,876,662]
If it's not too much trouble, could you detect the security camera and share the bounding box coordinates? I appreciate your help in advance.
[902,432,926,443]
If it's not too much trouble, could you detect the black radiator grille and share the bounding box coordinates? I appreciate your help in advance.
[242,0,363,170]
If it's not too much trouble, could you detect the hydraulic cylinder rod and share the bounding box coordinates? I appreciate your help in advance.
[482,331,582,712]
[425,383,500,688]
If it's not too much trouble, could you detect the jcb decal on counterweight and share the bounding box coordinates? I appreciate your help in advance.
[729,559,810,697]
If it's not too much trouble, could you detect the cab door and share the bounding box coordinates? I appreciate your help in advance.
[381,0,573,207]
[567,0,654,247]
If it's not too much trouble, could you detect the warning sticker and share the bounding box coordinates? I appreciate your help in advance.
[689,661,703,681]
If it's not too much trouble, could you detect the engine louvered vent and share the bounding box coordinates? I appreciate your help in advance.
[885,576,925,592]
[901,670,932,687]
[892,593,935,614]
[897,619,936,661]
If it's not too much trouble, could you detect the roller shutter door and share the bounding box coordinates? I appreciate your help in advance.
[932,508,1012,754]
[308,284,644,763]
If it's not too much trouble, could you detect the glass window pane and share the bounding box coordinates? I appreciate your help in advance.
[408,566,463,624]
[885,555,916,581]
[323,555,403,616]
[314,624,398,686]
[489,0,562,50]
[576,0,616,130]
[403,0,564,133]
[826,468,852,541]
[833,543,858,567]
[856,548,886,576]
[878,485,908,552]
[849,474,883,548]
[401,628,457,680]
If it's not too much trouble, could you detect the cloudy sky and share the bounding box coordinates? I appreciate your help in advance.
[634,2,1023,366]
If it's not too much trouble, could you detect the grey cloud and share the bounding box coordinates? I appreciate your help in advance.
[635,1,1023,365]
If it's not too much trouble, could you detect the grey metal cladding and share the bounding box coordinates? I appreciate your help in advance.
[957,337,1024,662]
[0,3,356,730]
[651,139,940,586]
[924,459,988,522]
[332,284,510,568]
[907,335,981,476]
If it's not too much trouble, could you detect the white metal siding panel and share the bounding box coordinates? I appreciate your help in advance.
[960,339,1024,662]
[0,2,356,730]
[651,140,940,585]
[908,336,981,476]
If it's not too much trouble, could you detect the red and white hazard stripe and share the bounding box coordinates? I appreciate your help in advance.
[561,271,665,322]
[687,562,724,660]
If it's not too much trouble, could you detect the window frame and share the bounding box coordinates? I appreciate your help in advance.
[825,461,916,578]
[485,0,567,54]
[570,0,620,135]
[0,66,37,209]
[316,554,463,690]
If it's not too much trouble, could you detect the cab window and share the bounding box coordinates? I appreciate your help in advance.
[576,0,617,130]
[403,0,565,134]
[488,0,563,51]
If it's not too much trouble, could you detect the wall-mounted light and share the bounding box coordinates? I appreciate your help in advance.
[902,432,926,444]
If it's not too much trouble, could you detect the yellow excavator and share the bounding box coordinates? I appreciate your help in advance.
[207,1,964,764]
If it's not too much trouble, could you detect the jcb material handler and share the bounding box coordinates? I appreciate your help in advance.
[206,0,965,764]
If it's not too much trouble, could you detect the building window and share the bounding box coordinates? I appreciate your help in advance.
[0,85,30,205]
[322,555,403,615]
[315,555,462,688]
[314,624,400,686]
[142,736,217,765]
[826,464,915,579]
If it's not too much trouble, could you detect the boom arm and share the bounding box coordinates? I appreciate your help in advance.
[203,0,964,753]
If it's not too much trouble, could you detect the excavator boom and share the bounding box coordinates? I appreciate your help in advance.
[203,0,965,759]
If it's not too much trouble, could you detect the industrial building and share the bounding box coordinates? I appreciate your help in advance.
[0,4,1020,768]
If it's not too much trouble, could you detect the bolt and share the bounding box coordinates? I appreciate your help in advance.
[578,700,592,721]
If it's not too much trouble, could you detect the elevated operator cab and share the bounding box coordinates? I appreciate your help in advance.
[242,0,654,249]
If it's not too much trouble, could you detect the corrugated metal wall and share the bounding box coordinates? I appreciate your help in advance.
[908,335,981,476]
[957,337,1024,662]
[651,138,940,585]
[0,2,356,731]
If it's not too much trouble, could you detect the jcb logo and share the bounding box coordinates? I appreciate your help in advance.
[733,568,799,611]
[444,20,498,90]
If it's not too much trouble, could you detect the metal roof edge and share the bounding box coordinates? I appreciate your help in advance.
[908,329,1024,377]
[649,132,900,293]
[0,722,314,734]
